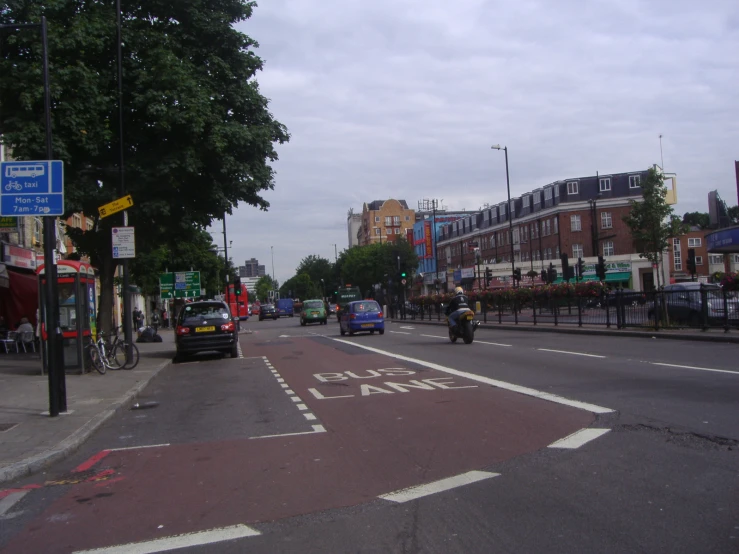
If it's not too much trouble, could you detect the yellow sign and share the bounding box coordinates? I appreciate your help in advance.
[98,195,133,218]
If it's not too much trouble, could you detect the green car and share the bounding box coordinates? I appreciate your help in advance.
[300,299,327,326]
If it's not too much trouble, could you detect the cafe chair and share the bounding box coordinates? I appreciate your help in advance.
[1,331,19,353]
[19,331,36,353]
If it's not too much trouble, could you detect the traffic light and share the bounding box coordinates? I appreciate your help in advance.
[560,253,570,282]
[485,267,493,285]
[596,255,606,281]
[687,248,697,275]
[513,268,522,281]
[577,257,585,281]
[547,263,557,283]
[401,271,407,278]
[233,276,242,295]
[541,269,548,284]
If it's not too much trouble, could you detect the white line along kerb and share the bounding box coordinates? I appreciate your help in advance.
[328,338,614,414]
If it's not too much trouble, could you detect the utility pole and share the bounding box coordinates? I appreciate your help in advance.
[223,215,231,311]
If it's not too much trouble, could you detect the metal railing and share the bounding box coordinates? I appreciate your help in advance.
[403,285,739,332]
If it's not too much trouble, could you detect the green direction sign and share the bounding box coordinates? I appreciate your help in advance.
[159,271,201,299]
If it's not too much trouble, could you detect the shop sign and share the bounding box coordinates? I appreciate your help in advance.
[2,242,37,269]
[0,216,18,233]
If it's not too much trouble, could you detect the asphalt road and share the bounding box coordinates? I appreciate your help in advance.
[1,316,737,553]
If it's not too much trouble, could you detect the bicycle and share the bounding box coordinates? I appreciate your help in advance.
[107,325,140,370]
[85,327,140,373]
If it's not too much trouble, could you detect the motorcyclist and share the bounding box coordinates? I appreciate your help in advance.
[445,286,470,330]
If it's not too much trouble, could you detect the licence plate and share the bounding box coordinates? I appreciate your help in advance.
[195,326,215,333]
[361,323,374,328]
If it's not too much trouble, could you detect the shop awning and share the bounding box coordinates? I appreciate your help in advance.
[553,272,632,284]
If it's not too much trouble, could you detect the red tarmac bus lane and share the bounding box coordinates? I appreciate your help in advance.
[3,337,595,553]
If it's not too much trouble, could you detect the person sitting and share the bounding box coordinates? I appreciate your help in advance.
[16,317,34,335]
[445,287,470,330]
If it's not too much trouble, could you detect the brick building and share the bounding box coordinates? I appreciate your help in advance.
[357,199,415,246]
[436,166,677,291]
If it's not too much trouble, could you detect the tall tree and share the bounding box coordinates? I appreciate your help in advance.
[682,211,710,229]
[623,168,687,287]
[255,275,276,303]
[0,0,288,333]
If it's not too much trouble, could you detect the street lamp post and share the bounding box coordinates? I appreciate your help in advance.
[491,145,516,288]
[475,250,482,292]
[320,278,325,301]
[1,18,65,416]
[270,246,276,298]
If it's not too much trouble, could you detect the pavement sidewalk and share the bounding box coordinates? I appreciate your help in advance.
[0,332,175,485]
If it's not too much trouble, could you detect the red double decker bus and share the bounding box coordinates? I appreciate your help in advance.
[225,283,249,320]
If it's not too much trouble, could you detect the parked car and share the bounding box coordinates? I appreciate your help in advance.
[300,299,327,326]
[649,283,739,326]
[339,300,385,336]
[259,304,278,321]
[174,300,238,362]
[587,288,647,308]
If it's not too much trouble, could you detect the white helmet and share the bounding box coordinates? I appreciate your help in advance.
[454,286,464,295]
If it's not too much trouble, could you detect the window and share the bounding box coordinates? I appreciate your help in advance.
[393,216,401,225]
[734,254,739,263]
[405,215,410,221]
[534,250,540,261]
[688,238,701,247]
[490,234,496,248]
[72,214,82,228]
[395,228,401,234]
[673,238,682,271]
[567,181,579,195]
[385,216,392,226]
[374,216,380,223]
[554,217,558,234]
[599,178,611,192]
[601,212,612,229]
[603,241,614,256]
[374,228,380,235]
[522,226,528,242]
[554,185,559,198]
[629,175,640,188]
[570,215,581,231]
[534,191,541,207]
[695,256,703,266]
[33,218,42,245]
[86,218,94,231]
[544,188,552,201]
[709,255,723,264]
[547,247,553,260]
[572,244,583,259]
[545,220,551,236]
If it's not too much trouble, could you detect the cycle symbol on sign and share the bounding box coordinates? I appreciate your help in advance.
[4,181,22,192]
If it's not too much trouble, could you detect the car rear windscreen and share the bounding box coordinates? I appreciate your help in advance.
[181,304,229,322]
[353,302,380,313]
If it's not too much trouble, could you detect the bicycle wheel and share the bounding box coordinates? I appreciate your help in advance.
[86,344,106,374]
[116,342,140,370]
[105,343,125,369]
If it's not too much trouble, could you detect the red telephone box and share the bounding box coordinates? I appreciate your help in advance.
[37,261,97,372]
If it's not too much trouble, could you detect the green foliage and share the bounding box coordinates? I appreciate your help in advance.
[339,239,418,294]
[622,168,687,286]
[729,206,739,225]
[255,275,276,303]
[0,0,288,330]
[682,211,710,229]
[279,272,319,300]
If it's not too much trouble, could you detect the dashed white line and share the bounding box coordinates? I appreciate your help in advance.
[328,338,614,414]
[303,413,317,421]
[548,428,611,449]
[285,389,295,395]
[477,340,512,347]
[250,424,326,440]
[538,348,606,359]
[0,491,28,517]
[290,396,302,403]
[72,524,261,553]
[108,444,170,452]
[276,378,285,383]
[390,331,411,335]
[650,362,739,376]
[280,383,289,389]
[379,471,500,503]
[420,334,447,339]
[296,403,308,411]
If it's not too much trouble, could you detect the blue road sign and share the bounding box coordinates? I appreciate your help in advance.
[0,160,64,216]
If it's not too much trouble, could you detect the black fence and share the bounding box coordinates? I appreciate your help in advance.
[403,285,739,332]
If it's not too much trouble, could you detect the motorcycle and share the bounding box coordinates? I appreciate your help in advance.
[447,308,479,344]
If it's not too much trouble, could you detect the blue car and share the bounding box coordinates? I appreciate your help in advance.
[339,300,385,336]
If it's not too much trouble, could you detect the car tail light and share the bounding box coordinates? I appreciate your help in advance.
[350,314,356,320]
[377,313,383,319]
[221,322,235,332]
[176,326,190,335]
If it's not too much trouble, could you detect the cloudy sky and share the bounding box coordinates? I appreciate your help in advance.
[215,0,739,284]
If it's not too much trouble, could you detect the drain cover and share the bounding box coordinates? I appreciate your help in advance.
[0,423,18,432]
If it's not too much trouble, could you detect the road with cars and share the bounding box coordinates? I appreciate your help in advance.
[1,317,737,553]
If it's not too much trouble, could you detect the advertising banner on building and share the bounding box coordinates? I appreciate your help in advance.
[1,242,37,269]
[424,220,433,259]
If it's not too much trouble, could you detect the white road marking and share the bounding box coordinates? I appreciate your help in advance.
[296,403,308,411]
[399,326,415,329]
[285,389,295,395]
[420,334,447,339]
[72,524,261,553]
[290,396,302,403]
[303,413,317,421]
[538,348,606,359]
[650,362,739,376]
[279,334,291,338]
[250,424,326,440]
[276,378,285,383]
[328,338,614,414]
[390,331,411,335]
[0,491,28,516]
[379,471,499,503]
[237,341,244,359]
[548,428,611,449]
[477,340,512,347]
[280,383,289,389]
[108,444,170,452]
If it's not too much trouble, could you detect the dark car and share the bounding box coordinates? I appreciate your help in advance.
[649,283,739,326]
[588,288,647,308]
[258,303,278,321]
[175,301,238,361]
[340,300,385,336]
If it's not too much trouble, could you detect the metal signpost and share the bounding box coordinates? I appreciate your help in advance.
[0,160,64,216]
